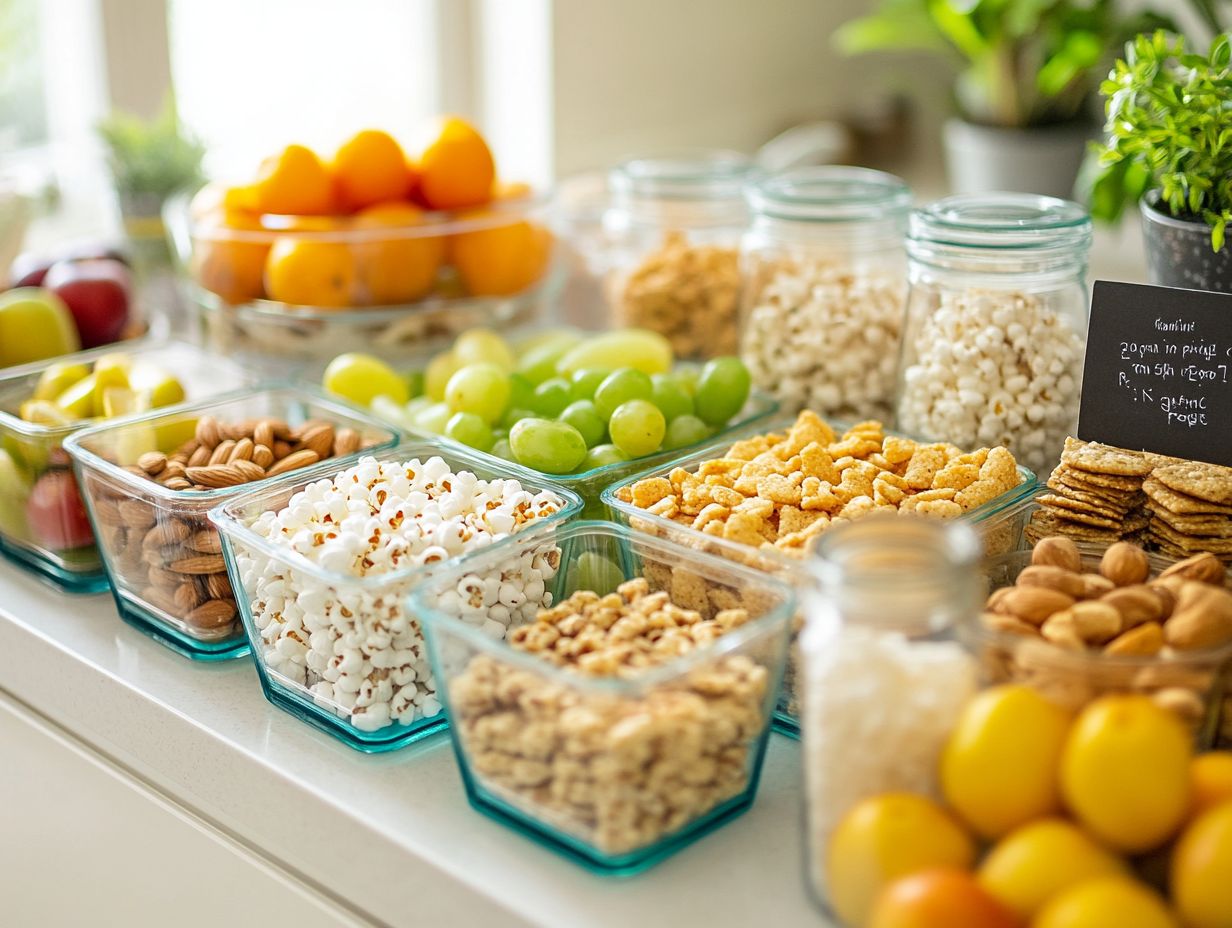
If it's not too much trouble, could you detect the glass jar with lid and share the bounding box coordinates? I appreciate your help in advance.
[895,193,1092,475]
[604,151,755,359]
[799,515,984,922]
[740,166,911,421]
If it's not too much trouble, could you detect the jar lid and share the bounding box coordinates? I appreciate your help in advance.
[609,150,754,202]
[908,193,1092,251]
[747,166,912,222]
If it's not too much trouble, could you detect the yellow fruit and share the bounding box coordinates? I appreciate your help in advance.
[18,400,73,426]
[100,385,144,419]
[941,685,1073,840]
[252,143,335,215]
[352,202,444,304]
[33,361,90,401]
[263,238,358,308]
[424,351,462,401]
[331,129,412,211]
[868,869,1020,928]
[415,116,495,210]
[54,373,98,419]
[1034,877,1179,928]
[978,818,1126,921]
[451,215,552,297]
[1060,694,1192,854]
[90,354,131,417]
[826,793,977,928]
[1172,801,1232,928]
[129,363,185,409]
[1191,753,1232,819]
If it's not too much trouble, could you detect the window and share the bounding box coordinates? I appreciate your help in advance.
[0,0,50,154]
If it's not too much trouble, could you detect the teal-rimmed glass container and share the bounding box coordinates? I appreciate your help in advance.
[602,416,1038,737]
[413,519,795,873]
[64,386,398,660]
[0,341,251,592]
[210,441,583,752]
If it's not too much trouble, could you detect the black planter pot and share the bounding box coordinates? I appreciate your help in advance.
[1140,193,1232,292]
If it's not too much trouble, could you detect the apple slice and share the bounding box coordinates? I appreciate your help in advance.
[54,373,98,420]
[0,288,81,368]
[33,361,91,401]
[129,361,185,409]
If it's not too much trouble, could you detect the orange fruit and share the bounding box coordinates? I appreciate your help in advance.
[416,116,495,210]
[189,182,258,219]
[492,179,533,201]
[264,237,357,308]
[869,870,1021,928]
[190,209,270,305]
[352,202,444,304]
[264,214,346,233]
[331,129,411,211]
[451,215,552,297]
[1191,753,1232,819]
[252,144,334,215]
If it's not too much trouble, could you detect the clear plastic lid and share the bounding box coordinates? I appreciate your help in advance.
[609,150,754,203]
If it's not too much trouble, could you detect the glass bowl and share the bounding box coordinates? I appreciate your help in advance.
[210,441,583,752]
[0,341,251,592]
[412,519,795,874]
[63,386,398,660]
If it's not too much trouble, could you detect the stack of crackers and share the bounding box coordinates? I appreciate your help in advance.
[1030,437,1232,562]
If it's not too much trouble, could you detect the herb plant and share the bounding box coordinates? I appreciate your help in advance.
[97,98,205,205]
[1089,30,1232,250]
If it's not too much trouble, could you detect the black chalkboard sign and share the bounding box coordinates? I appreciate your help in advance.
[1077,280,1232,466]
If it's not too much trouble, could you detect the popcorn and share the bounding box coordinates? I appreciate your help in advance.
[232,456,567,733]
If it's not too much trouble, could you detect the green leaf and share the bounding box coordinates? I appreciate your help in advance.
[926,0,989,61]
[832,10,946,54]
[1038,31,1104,98]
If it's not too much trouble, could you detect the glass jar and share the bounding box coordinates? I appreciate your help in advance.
[895,194,1092,475]
[740,166,911,421]
[604,151,755,359]
[800,515,983,921]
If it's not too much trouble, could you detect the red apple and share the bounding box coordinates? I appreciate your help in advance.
[44,258,131,348]
[8,252,55,288]
[26,470,94,551]
[58,240,130,267]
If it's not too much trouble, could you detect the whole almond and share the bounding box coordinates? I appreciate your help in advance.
[273,440,293,460]
[118,500,156,530]
[1067,601,1123,644]
[170,554,226,575]
[333,427,361,457]
[142,519,190,549]
[1100,542,1151,586]
[137,451,167,476]
[253,420,275,448]
[1165,583,1232,650]
[1159,552,1226,587]
[205,572,232,599]
[1150,583,1177,620]
[299,424,335,459]
[185,465,248,489]
[252,444,275,469]
[986,587,1014,611]
[1104,621,1165,657]
[188,445,212,467]
[92,497,124,525]
[228,437,255,463]
[229,459,266,483]
[1079,574,1116,599]
[162,461,187,480]
[291,418,331,441]
[146,565,181,590]
[143,586,181,616]
[187,599,236,629]
[1041,612,1086,650]
[208,439,237,466]
[187,529,222,554]
[1101,585,1165,628]
[164,477,192,491]
[998,587,1076,626]
[1031,536,1082,572]
[173,582,201,612]
[981,612,1041,637]
[266,448,320,477]
[195,415,221,449]
[1016,565,1087,598]
[1151,687,1205,722]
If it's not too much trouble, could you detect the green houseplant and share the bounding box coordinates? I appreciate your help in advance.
[834,0,1171,197]
[1088,30,1232,290]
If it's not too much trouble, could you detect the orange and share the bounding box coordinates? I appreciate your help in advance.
[352,202,444,304]
[190,209,270,305]
[415,116,495,210]
[264,214,346,233]
[264,237,357,308]
[451,215,552,297]
[331,129,411,211]
[1190,753,1232,819]
[189,182,258,219]
[252,144,335,215]
[869,870,1021,928]
[492,179,533,201]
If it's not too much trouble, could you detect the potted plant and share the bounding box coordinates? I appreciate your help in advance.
[1088,30,1232,291]
[834,0,1171,198]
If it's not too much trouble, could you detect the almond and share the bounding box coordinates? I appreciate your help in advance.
[195,415,221,449]
[1100,541,1151,586]
[230,459,267,482]
[273,440,293,460]
[91,497,125,526]
[1067,601,1123,644]
[253,420,275,448]
[981,612,1041,637]
[1078,574,1116,599]
[1031,536,1082,572]
[143,586,181,616]
[187,529,222,554]
[1101,585,1164,628]
[137,451,167,476]
[1040,612,1086,650]
[142,519,190,549]
[1164,583,1232,650]
[1150,583,1177,620]
[228,437,255,463]
[997,587,1075,626]
[1151,687,1205,722]
[117,499,156,530]
[986,587,1014,611]
[188,445,211,468]
[298,424,335,459]
[252,444,275,469]
[186,599,236,629]
[173,582,201,612]
[1104,621,1164,656]
[205,572,232,599]
[1159,552,1226,587]
[207,439,237,466]
[265,448,320,477]
[185,465,248,489]
[1016,565,1087,598]
[164,477,192,491]
[333,427,361,457]
[170,554,226,575]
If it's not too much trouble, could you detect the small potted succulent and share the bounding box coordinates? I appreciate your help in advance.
[1088,30,1232,292]
[834,0,1171,198]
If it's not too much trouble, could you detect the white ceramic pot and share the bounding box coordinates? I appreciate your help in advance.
[943,118,1094,199]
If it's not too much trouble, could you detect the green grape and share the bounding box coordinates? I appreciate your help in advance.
[513,328,582,360]
[694,356,751,426]
[570,367,610,400]
[581,443,628,470]
[574,550,626,596]
[556,329,673,376]
[509,418,588,474]
[501,406,536,430]
[412,401,452,435]
[404,369,425,399]
[424,351,462,400]
[673,364,701,396]
[453,328,515,371]
[322,353,409,406]
[507,373,535,411]
[594,368,653,419]
[369,395,415,430]
[532,377,572,417]
[558,400,607,447]
[445,411,494,451]
[490,437,513,460]
[444,362,511,424]
[664,413,710,449]
[608,399,666,458]
[651,373,694,422]
[517,341,575,385]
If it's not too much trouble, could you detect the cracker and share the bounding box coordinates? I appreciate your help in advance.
[1147,507,1232,537]
[1060,437,1154,477]
[1153,461,1232,506]
[1027,511,1124,542]
[1038,493,1131,520]
[1051,464,1143,491]
[1149,519,1232,552]
[1142,477,1232,515]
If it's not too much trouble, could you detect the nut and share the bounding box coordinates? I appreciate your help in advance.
[1164,582,1232,651]
[1031,536,1082,572]
[185,465,248,489]
[1104,622,1164,656]
[265,449,320,477]
[173,582,201,612]
[1040,612,1086,650]
[996,587,1075,626]
[229,460,267,482]
[1158,551,1226,587]
[186,599,237,629]
[228,437,255,463]
[1078,574,1116,599]
[142,519,190,549]
[207,439,236,466]
[1016,565,1087,599]
[169,554,227,575]
[981,612,1041,637]
[298,424,335,459]
[1151,687,1205,722]
[1100,542,1151,586]
[1066,601,1123,644]
[187,530,222,554]
[195,415,221,448]
[205,573,232,599]
[137,451,166,476]
[333,427,361,457]
[252,444,275,469]
[1101,585,1165,628]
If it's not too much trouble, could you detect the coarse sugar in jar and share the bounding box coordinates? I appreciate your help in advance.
[800,515,983,920]
[604,151,755,360]
[895,194,1092,475]
[740,166,910,421]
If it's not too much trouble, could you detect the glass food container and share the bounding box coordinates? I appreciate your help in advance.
[800,516,984,923]
[63,386,398,660]
[895,194,1092,476]
[740,166,911,421]
[603,151,756,359]
[0,341,250,592]
[211,441,583,752]
[602,415,1039,736]
[414,519,794,873]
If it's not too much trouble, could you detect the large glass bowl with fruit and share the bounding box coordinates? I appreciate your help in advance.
[0,342,250,591]
[165,121,562,371]
[319,326,778,516]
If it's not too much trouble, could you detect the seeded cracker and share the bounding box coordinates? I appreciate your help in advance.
[1153,461,1232,506]
[1143,478,1232,516]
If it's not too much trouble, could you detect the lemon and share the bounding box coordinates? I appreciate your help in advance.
[1035,877,1179,928]
[1190,753,1232,819]
[91,356,131,417]
[1060,694,1192,854]
[54,373,99,420]
[940,684,1072,839]
[100,386,147,419]
[32,361,90,401]
[424,351,462,400]
[1172,800,1232,928]
[128,361,186,409]
[977,818,1127,921]
[826,792,977,928]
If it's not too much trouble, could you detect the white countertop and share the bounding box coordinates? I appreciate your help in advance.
[0,559,819,928]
